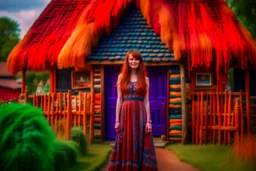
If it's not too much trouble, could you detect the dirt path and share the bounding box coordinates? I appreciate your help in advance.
[100,148,199,171]
[155,148,199,171]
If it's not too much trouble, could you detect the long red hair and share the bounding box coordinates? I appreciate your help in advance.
[119,50,147,97]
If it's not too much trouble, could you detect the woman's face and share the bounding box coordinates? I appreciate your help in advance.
[128,54,140,69]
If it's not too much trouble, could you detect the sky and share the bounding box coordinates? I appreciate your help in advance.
[0,0,51,38]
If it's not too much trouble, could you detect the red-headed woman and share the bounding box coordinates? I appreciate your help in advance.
[108,50,158,171]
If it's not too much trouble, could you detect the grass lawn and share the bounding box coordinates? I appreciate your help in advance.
[166,144,256,171]
[68,143,112,171]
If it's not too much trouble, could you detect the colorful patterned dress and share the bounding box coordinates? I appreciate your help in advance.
[108,81,158,171]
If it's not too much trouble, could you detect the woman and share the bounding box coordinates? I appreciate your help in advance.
[108,50,158,171]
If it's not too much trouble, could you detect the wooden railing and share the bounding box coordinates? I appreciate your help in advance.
[19,88,94,144]
[190,91,251,145]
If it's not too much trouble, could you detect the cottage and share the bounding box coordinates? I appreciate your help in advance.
[7,0,256,143]
[0,62,21,101]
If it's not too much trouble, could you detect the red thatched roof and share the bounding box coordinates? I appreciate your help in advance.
[7,0,256,75]
[7,0,91,74]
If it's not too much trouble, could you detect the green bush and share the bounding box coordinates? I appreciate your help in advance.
[70,127,88,155]
[54,140,78,171]
[0,103,56,171]
[66,140,80,153]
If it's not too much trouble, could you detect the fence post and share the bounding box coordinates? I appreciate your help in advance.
[89,93,94,145]
[180,64,188,144]
[245,69,251,133]
[227,92,232,145]
[78,92,82,127]
[66,90,72,139]
[24,86,28,103]
[245,90,251,133]
[239,91,244,138]
[200,92,204,145]
[83,92,87,138]
[192,93,195,144]
[196,92,200,144]
[234,98,240,142]
[217,92,222,145]
[21,70,26,94]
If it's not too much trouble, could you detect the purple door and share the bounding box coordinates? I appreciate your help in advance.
[105,66,121,140]
[105,66,167,140]
[147,67,167,137]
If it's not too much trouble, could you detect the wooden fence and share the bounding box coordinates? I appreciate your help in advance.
[191,91,251,145]
[19,88,94,144]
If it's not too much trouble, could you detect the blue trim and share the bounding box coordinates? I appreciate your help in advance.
[169,115,182,119]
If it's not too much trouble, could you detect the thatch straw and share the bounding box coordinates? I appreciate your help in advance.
[58,22,101,69]
[7,33,32,75]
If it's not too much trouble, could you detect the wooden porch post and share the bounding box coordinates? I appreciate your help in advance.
[49,67,56,93]
[216,68,227,92]
[100,66,105,142]
[234,98,240,142]
[21,70,26,94]
[53,67,56,93]
[49,69,53,94]
[180,63,188,144]
[66,90,72,139]
[90,66,95,144]
[245,69,251,133]
[166,67,170,141]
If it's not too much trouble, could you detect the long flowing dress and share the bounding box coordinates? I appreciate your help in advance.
[108,81,158,171]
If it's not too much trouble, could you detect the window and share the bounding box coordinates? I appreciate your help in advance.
[71,71,91,89]
[196,73,212,86]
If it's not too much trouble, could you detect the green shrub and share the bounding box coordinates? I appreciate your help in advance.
[54,140,78,171]
[70,127,88,155]
[0,103,56,171]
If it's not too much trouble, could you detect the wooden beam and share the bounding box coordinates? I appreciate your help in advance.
[166,67,170,141]
[49,68,53,94]
[66,90,72,139]
[90,66,94,143]
[21,70,26,94]
[245,69,250,91]
[245,69,251,133]
[53,67,56,93]
[100,66,105,142]
[48,67,57,93]
[180,63,188,144]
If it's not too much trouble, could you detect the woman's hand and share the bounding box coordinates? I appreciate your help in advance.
[145,122,152,133]
[114,121,120,133]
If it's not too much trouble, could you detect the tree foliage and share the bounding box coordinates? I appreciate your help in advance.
[15,71,50,94]
[0,17,20,61]
[227,0,256,38]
